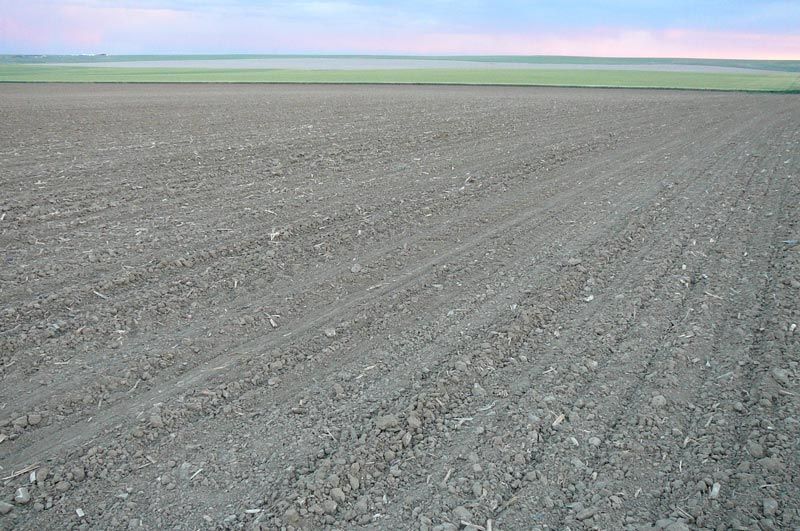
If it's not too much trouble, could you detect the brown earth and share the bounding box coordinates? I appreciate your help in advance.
[0,84,798,531]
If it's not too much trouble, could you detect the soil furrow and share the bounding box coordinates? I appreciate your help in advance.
[0,100,748,470]
[0,84,797,531]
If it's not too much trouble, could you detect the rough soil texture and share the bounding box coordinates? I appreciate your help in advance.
[0,84,798,531]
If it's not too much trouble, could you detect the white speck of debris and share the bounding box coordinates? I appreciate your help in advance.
[76,508,85,518]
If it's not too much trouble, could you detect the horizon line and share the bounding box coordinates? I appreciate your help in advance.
[3,52,799,62]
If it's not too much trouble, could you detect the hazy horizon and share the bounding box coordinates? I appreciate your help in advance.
[5,53,800,63]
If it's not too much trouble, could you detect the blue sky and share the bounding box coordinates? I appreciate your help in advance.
[1,0,799,58]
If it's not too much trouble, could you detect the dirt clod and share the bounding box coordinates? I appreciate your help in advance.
[763,498,779,517]
[651,394,667,408]
[14,487,31,505]
[376,414,399,431]
[452,505,473,522]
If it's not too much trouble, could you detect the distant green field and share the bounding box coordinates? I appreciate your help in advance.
[438,55,800,73]
[4,54,800,73]
[1,65,798,92]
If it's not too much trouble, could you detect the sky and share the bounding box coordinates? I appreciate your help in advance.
[1,0,799,59]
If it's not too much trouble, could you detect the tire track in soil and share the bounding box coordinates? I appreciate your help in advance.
[266,106,780,528]
[0,109,633,377]
[0,103,663,391]
[0,103,662,335]
[348,109,780,524]
[1,86,795,530]
[487,106,799,530]
[523,118,784,529]
[0,102,724,446]
[3,88,720,316]
[0,103,746,475]
[0,98,708,378]
[0,119,632,382]
[638,121,800,530]
[7,94,768,528]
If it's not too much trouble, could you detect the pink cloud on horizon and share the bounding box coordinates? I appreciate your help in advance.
[1,2,798,60]
[344,28,800,60]
[0,3,195,54]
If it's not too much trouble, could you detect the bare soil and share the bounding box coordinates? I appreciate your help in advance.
[0,84,798,530]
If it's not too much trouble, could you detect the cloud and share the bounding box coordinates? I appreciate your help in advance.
[0,0,798,58]
[293,2,361,16]
[0,2,196,53]
[291,27,800,59]
[357,27,800,59]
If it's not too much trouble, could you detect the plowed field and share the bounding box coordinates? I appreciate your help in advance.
[1,84,798,530]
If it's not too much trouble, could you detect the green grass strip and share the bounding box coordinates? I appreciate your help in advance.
[1,65,798,92]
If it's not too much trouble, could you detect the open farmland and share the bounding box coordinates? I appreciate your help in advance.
[0,84,798,529]
[1,64,799,91]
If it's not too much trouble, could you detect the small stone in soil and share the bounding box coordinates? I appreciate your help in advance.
[322,500,338,514]
[376,414,399,430]
[284,508,300,523]
[330,487,346,503]
[771,368,789,387]
[452,506,472,522]
[762,498,778,517]
[14,487,31,504]
[651,395,667,408]
[747,441,764,458]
